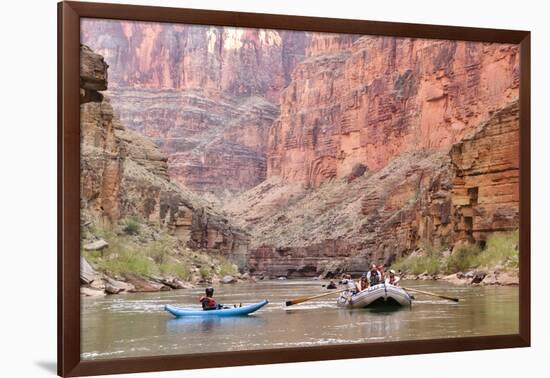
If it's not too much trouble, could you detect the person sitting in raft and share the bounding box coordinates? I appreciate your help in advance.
[377,264,386,281]
[366,264,382,287]
[326,280,337,289]
[343,274,359,294]
[199,287,220,311]
[359,273,369,291]
[385,269,400,286]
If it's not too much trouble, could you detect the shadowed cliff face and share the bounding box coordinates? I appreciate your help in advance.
[80,45,249,258]
[81,19,308,196]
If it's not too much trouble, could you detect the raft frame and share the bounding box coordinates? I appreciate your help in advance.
[58,1,531,376]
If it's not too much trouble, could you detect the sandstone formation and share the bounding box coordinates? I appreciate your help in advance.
[268,36,519,187]
[230,101,520,277]
[80,44,249,259]
[81,20,308,196]
[109,89,278,198]
[81,22,521,280]
[449,102,520,243]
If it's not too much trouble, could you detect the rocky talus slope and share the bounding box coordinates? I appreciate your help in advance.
[81,20,308,197]
[80,45,250,294]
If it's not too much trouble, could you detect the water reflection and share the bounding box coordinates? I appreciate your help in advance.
[166,315,266,334]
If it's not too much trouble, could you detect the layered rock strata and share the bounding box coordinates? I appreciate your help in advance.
[268,36,519,188]
[80,45,249,257]
[80,20,308,196]
[236,101,520,277]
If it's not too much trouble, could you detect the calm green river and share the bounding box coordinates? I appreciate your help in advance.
[81,279,518,360]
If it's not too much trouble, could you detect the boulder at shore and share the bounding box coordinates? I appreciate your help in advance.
[221,275,237,284]
[81,287,106,297]
[83,239,109,251]
[124,273,169,292]
[80,256,98,284]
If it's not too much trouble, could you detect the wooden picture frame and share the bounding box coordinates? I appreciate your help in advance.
[58,1,530,376]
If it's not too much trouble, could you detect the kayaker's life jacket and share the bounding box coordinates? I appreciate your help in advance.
[199,295,217,310]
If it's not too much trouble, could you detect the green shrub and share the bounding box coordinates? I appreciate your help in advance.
[218,256,238,276]
[392,231,519,275]
[443,243,481,274]
[122,216,140,235]
[199,265,212,280]
[147,233,175,264]
[392,254,442,275]
[475,230,519,269]
[91,223,117,241]
[160,261,191,280]
[96,248,155,276]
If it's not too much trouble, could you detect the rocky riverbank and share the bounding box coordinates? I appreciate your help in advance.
[80,220,256,297]
[80,261,254,297]
[400,269,518,286]
[80,244,254,298]
[391,230,519,286]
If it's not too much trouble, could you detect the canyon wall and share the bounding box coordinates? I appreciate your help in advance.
[240,100,520,277]
[80,21,521,277]
[80,45,249,259]
[81,20,308,196]
[268,35,519,187]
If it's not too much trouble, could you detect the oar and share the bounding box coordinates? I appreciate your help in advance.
[403,287,459,302]
[285,288,347,306]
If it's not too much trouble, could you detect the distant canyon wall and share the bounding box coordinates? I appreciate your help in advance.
[81,19,308,196]
[80,45,249,259]
[245,100,520,277]
[268,35,519,187]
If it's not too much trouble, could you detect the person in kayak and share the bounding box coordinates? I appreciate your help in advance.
[199,287,220,311]
[385,269,400,286]
[366,264,382,287]
[326,280,337,289]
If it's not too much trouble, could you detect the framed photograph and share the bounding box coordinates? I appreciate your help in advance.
[58,1,530,376]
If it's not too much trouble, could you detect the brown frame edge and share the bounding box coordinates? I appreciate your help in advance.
[58,1,531,377]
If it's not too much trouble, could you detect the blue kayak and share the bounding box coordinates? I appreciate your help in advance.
[164,299,268,317]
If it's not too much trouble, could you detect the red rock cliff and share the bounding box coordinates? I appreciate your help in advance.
[80,45,249,258]
[81,20,308,196]
[268,35,519,187]
[241,100,519,277]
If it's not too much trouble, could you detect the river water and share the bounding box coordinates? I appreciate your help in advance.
[81,279,518,360]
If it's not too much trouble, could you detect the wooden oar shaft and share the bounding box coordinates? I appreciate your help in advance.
[403,287,459,302]
[285,288,347,306]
